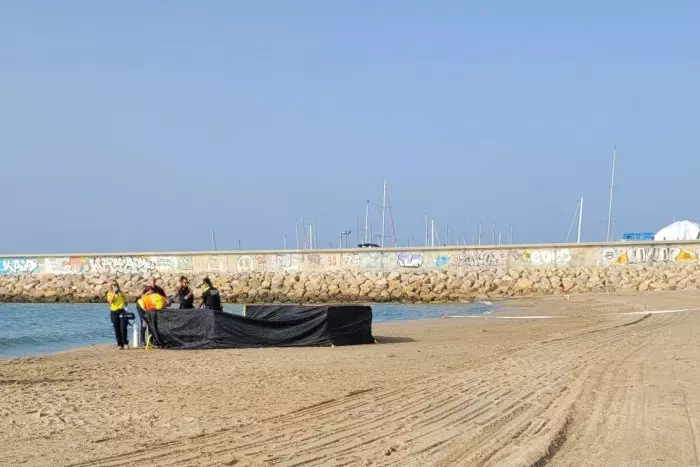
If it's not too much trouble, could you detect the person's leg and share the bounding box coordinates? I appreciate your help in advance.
[119,312,129,348]
[137,304,146,344]
[110,312,123,347]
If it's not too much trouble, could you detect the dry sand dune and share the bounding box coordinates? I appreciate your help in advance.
[2,291,700,466]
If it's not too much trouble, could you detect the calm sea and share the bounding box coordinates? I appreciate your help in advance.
[0,302,493,359]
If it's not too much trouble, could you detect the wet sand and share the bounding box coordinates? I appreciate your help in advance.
[2,291,700,466]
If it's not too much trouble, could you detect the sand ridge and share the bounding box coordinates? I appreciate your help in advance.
[2,291,700,466]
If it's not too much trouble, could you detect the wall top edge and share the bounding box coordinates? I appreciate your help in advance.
[1,240,698,258]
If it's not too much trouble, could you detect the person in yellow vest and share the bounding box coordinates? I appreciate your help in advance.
[107,280,129,349]
[135,276,168,344]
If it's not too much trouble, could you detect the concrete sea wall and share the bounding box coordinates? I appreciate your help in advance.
[1,241,700,303]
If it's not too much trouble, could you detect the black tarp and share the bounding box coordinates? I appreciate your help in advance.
[142,305,374,349]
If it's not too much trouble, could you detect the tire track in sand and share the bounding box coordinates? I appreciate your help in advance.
[71,312,690,467]
[550,310,700,466]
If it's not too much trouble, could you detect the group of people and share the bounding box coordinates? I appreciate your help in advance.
[106,276,223,349]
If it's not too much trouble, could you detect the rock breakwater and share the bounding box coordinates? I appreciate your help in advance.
[0,264,697,303]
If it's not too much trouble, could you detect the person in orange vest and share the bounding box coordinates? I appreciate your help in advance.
[135,276,168,344]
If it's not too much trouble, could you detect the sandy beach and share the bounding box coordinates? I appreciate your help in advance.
[2,291,700,466]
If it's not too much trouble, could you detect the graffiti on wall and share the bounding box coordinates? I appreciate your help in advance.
[342,252,383,269]
[343,253,361,266]
[397,252,424,268]
[207,256,225,272]
[528,249,572,266]
[176,256,194,271]
[40,256,194,275]
[509,250,529,262]
[151,256,177,271]
[8,244,700,277]
[44,257,90,274]
[435,255,450,268]
[88,257,157,274]
[271,254,301,271]
[0,258,40,275]
[305,254,321,266]
[271,254,292,270]
[236,255,254,273]
[603,247,698,265]
[363,253,383,269]
[456,250,506,268]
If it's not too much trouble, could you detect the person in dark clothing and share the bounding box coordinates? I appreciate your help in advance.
[141,276,167,298]
[110,311,129,348]
[198,277,223,311]
[136,276,168,344]
[176,276,194,309]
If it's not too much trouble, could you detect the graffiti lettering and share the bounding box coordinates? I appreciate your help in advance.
[151,256,177,271]
[435,255,450,268]
[676,249,696,262]
[0,258,40,275]
[509,250,530,262]
[604,247,698,265]
[88,257,156,274]
[530,249,572,266]
[272,254,293,270]
[327,256,337,266]
[306,254,321,266]
[207,256,225,272]
[397,252,424,268]
[177,256,194,271]
[456,250,506,268]
[44,257,90,274]
[363,253,383,269]
[236,255,254,273]
[343,254,361,266]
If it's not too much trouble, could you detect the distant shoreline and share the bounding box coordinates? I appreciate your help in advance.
[0,301,495,360]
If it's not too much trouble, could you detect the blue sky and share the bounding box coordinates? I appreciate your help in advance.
[1,1,698,253]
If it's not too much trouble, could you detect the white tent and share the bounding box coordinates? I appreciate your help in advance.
[654,220,700,241]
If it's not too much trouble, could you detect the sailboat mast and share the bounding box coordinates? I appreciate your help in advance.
[381,180,387,247]
[606,147,616,241]
[313,218,318,250]
[577,197,584,243]
[425,214,428,246]
[364,201,370,244]
[386,186,397,247]
[295,219,299,249]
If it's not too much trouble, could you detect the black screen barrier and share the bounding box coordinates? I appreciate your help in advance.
[142,305,374,349]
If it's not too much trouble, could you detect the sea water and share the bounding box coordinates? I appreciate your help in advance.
[0,302,493,359]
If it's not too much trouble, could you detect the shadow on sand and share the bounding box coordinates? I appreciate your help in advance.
[373,335,416,344]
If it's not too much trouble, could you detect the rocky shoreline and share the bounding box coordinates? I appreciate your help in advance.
[0,263,696,303]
